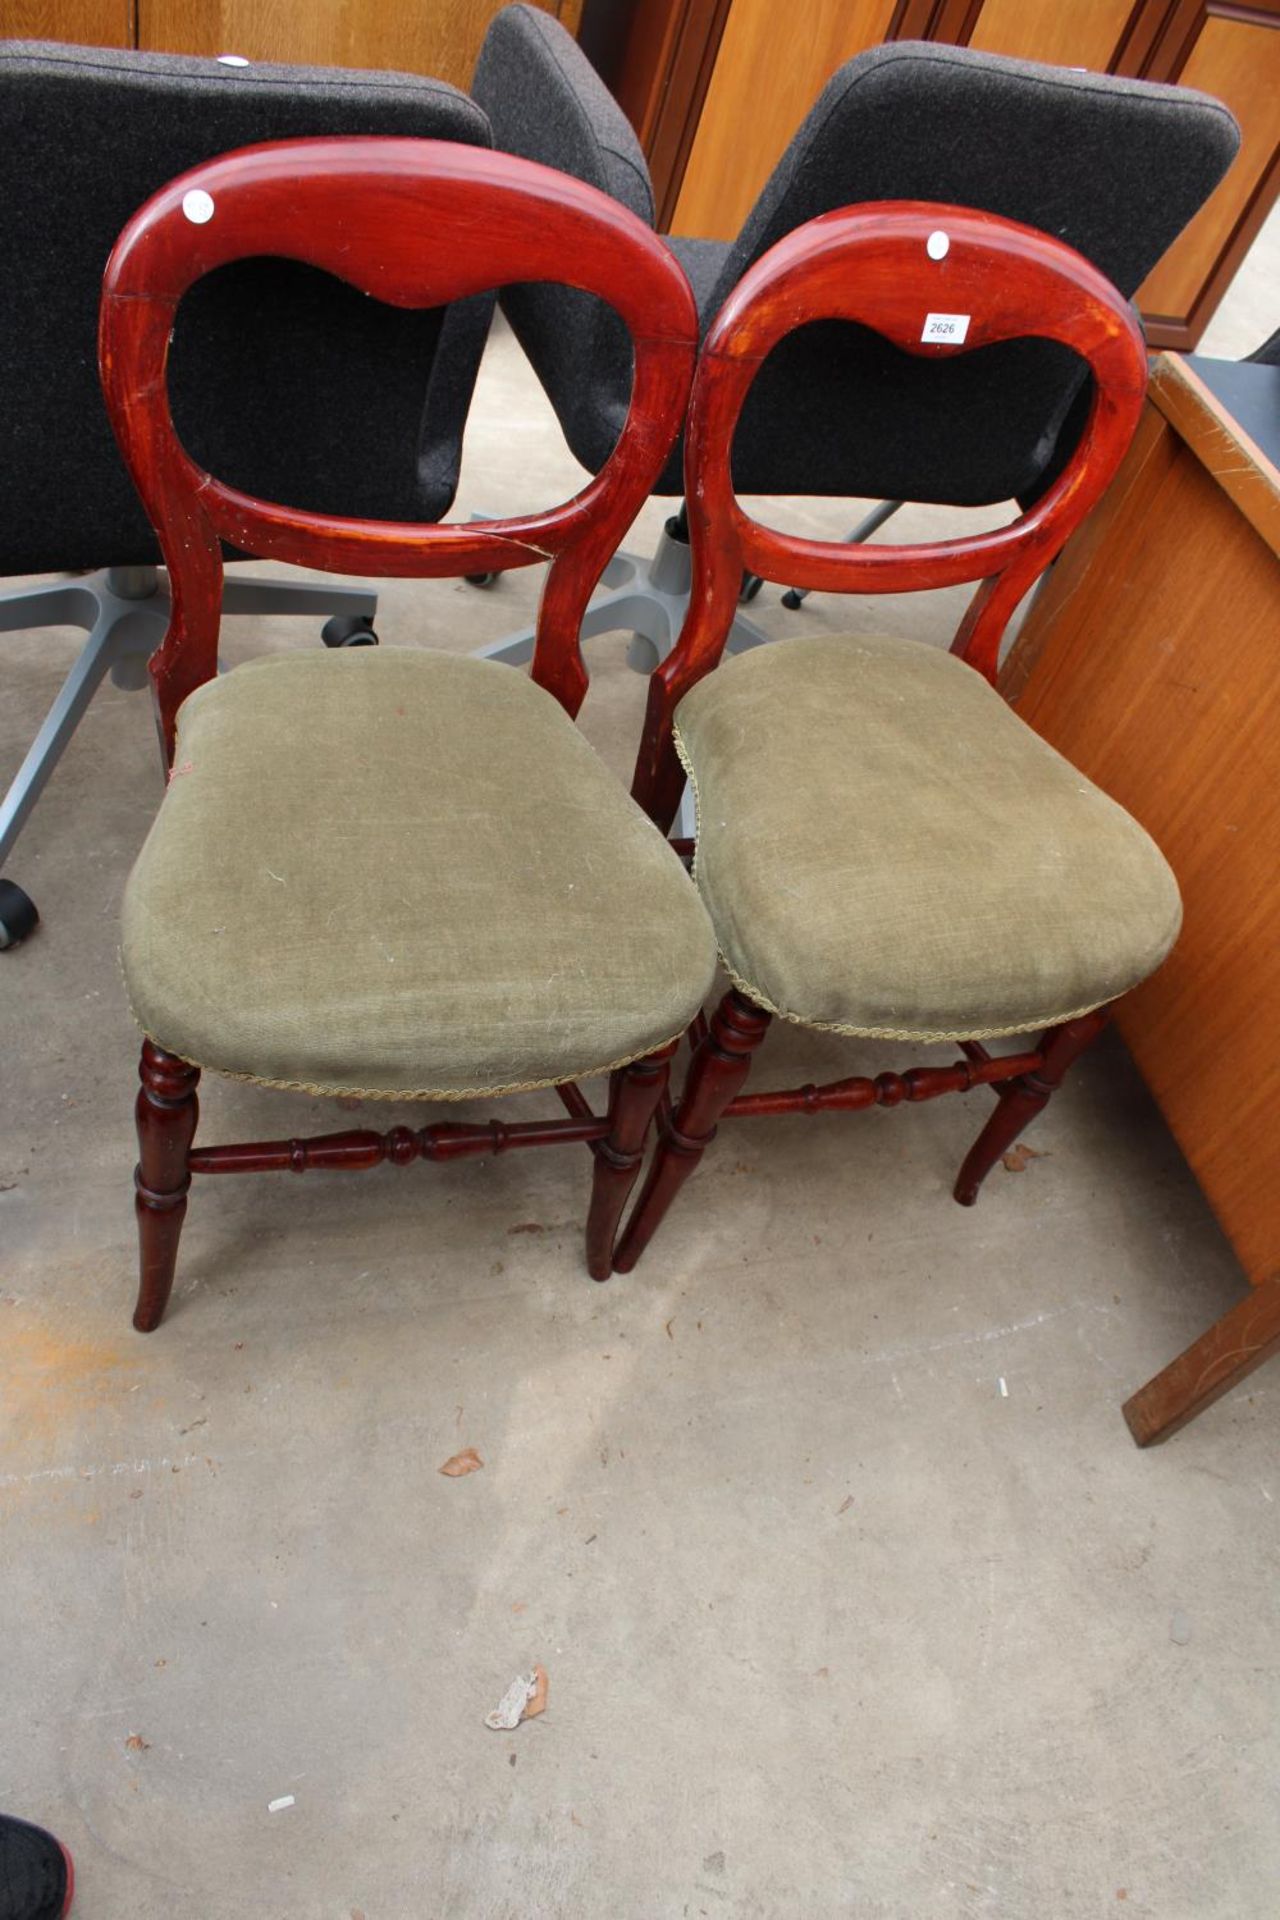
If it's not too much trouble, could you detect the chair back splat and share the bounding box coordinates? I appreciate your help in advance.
[633,202,1147,831]
[99,136,698,755]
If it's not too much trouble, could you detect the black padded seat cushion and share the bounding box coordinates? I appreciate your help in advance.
[0,40,493,574]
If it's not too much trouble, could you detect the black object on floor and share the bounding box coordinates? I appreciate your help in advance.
[0,1815,72,1920]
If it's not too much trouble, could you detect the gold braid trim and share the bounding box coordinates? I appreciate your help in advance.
[119,951,686,1101]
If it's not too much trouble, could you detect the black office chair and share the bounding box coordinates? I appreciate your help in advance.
[470,12,1239,662]
[0,40,494,947]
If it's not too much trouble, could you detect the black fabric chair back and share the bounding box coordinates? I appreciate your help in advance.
[473,4,652,476]
[716,41,1238,502]
[0,41,493,574]
[476,15,1239,503]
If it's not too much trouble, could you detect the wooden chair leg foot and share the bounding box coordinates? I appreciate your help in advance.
[133,1040,200,1332]
[1122,1274,1280,1446]
[584,1041,677,1281]
[953,1008,1109,1206]
[613,990,770,1273]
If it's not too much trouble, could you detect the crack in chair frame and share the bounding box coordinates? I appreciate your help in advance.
[614,202,1150,1273]
[98,135,700,1329]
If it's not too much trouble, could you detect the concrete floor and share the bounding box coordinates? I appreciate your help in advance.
[2,212,1277,1918]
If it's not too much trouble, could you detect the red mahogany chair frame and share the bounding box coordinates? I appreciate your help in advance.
[615,201,1149,1271]
[97,137,698,1329]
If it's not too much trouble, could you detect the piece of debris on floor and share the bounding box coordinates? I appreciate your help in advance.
[438,1448,484,1478]
[268,1795,295,1813]
[836,1495,854,1515]
[485,1665,549,1731]
[1002,1143,1046,1173]
[124,1733,150,1752]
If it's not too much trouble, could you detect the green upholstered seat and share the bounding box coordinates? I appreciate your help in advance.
[123,649,717,1097]
[674,634,1181,1043]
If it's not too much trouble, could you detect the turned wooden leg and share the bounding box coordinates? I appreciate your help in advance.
[1122,1274,1280,1446]
[584,1040,679,1281]
[953,1008,1109,1208]
[613,990,771,1273]
[133,1040,200,1332]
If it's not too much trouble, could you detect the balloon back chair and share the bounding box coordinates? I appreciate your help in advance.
[614,201,1177,1272]
[97,136,716,1330]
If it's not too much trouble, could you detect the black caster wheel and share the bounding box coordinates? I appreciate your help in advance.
[0,879,39,949]
[738,572,764,605]
[465,572,497,588]
[781,589,805,611]
[321,615,378,648]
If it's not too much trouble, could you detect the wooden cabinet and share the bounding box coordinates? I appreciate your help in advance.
[0,0,582,91]
[1001,352,1280,1442]
[622,0,1280,347]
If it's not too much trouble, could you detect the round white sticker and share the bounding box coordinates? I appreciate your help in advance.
[182,189,216,225]
[926,230,950,261]
[216,54,250,66]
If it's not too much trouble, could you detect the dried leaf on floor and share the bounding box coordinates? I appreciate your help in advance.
[439,1448,484,1478]
[485,1665,549,1731]
[525,1666,549,1720]
[125,1733,150,1751]
[1002,1143,1046,1173]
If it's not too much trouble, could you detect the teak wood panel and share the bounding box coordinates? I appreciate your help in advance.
[134,0,580,88]
[669,0,898,238]
[967,0,1138,68]
[1134,5,1280,340]
[0,0,132,42]
[1003,356,1280,1287]
[616,0,695,149]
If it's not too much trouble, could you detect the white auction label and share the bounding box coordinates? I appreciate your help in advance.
[921,312,970,344]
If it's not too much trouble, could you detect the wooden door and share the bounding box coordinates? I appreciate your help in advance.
[965,0,1139,69]
[669,0,899,238]
[134,0,581,89]
[0,0,132,43]
[1129,1,1280,347]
